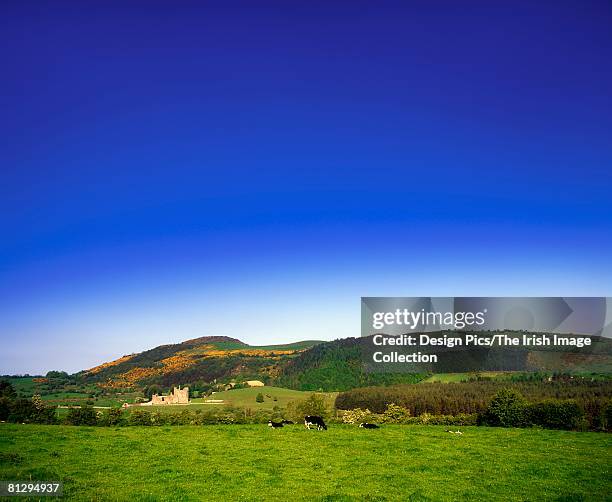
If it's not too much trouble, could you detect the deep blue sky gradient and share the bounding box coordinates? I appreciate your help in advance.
[1,1,612,373]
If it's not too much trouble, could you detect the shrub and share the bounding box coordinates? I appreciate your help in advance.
[8,399,37,423]
[32,406,56,424]
[582,399,612,431]
[99,408,124,426]
[216,411,236,424]
[606,401,612,431]
[0,397,10,421]
[417,412,433,424]
[341,408,379,425]
[259,410,277,423]
[286,394,328,421]
[270,405,283,422]
[150,410,168,426]
[30,395,56,424]
[128,409,152,426]
[31,394,44,410]
[482,389,527,427]
[526,400,584,430]
[255,393,264,403]
[165,410,192,425]
[417,413,478,426]
[381,403,411,424]
[65,406,98,426]
[4,397,55,425]
[197,410,222,425]
[0,380,16,399]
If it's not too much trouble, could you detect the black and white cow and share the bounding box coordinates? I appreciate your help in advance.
[281,419,294,425]
[359,423,380,429]
[304,415,327,430]
[268,420,284,428]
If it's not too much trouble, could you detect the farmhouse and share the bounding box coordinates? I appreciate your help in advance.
[245,380,264,387]
[150,386,190,405]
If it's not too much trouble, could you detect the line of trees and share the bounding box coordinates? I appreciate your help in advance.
[66,394,331,427]
[335,380,612,430]
[479,388,604,430]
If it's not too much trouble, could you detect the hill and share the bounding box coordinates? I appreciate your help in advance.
[71,331,612,394]
[273,332,612,391]
[80,336,324,389]
[78,335,428,392]
[275,337,426,391]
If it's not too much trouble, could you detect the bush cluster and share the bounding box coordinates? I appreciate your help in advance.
[480,389,528,427]
[61,405,290,427]
[381,403,412,424]
[63,393,332,427]
[0,384,56,424]
[336,380,612,430]
[405,412,478,426]
[341,408,376,424]
[480,389,609,430]
[65,406,98,426]
[285,393,329,421]
[527,400,585,430]
[339,404,478,426]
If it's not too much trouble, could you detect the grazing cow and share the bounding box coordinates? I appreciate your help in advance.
[268,420,284,428]
[281,419,294,425]
[304,415,327,430]
[359,423,380,429]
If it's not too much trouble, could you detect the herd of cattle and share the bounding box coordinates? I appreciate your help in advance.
[267,416,379,430]
[268,417,463,434]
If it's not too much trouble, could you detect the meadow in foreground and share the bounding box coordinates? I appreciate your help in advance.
[0,424,610,501]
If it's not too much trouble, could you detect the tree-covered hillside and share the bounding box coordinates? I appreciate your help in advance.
[275,337,425,391]
[78,336,324,389]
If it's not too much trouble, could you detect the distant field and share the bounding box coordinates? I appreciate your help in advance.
[249,340,324,351]
[40,392,91,400]
[422,372,612,383]
[52,387,334,416]
[1,424,610,501]
[191,386,336,410]
[422,372,512,383]
[3,377,135,407]
[4,377,38,395]
[187,339,323,351]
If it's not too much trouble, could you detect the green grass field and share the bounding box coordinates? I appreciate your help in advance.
[1,424,609,501]
[52,387,336,418]
[4,377,38,394]
[421,372,513,383]
[191,386,337,410]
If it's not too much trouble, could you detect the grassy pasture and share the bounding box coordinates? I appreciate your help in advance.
[191,386,337,410]
[422,372,514,383]
[53,386,336,418]
[40,392,91,401]
[0,424,609,501]
[3,377,39,395]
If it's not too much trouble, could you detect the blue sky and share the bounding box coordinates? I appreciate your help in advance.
[1,1,611,374]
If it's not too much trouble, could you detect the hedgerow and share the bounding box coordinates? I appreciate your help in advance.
[335,379,611,429]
